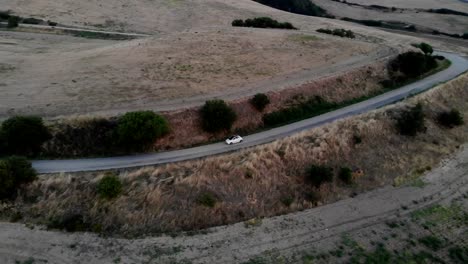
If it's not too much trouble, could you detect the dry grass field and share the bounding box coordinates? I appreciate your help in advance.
[314,0,468,35]
[4,73,466,236]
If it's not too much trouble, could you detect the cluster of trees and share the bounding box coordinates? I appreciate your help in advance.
[232,17,297,30]
[316,28,355,38]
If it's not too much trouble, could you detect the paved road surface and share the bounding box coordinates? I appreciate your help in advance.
[32,51,468,173]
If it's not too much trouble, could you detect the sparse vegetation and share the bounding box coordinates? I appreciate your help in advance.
[116,111,169,150]
[0,116,51,156]
[449,246,468,263]
[0,156,36,200]
[395,103,426,136]
[97,173,123,199]
[232,17,297,30]
[437,109,464,128]
[196,192,217,207]
[316,28,355,39]
[200,100,237,133]
[306,165,333,187]
[418,235,444,251]
[250,93,270,112]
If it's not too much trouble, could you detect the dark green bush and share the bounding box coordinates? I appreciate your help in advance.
[200,100,237,133]
[437,109,464,128]
[317,28,355,38]
[396,103,426,136]
[280,195,294,207]
[253,0,331,17]
[97,173,123,199]
[339,167,353,184]
[417,42,433,55]
[22,17,42,25]
[196,192,217,207]
[232,17,297,30]
[449,246,468,263]
[116,111,169,149]
[250,93,270,111]
[306,165,333,187]
[232,19,244,27]
[7,15,19,28]
[418,235,444,251]
[0,156,37,200]
[0,10,11,20]
[0,116,51,156]
[263,96,336,127]
[389,51,437,78]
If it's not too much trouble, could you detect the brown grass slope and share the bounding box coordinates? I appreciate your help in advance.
[3,73,467,236]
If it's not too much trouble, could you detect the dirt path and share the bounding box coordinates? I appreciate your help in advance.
[2,143,467,263]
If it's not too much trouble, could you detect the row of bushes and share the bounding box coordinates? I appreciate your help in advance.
[306,165,355,187]
[0,11,57,28]
[253,0,332,18]
[396,103,464,137]
[232,17,297,30]
[316,28,355,38]
[0,111,170,157]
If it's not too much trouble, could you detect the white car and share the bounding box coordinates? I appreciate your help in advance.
[225,135,243,145]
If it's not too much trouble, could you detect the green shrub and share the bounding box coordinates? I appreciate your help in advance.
[306,165,333,187]
[339,167,353,184]
[97,173,123,199]
[0,156,37,200]
[437,109,464,128]
[232,17,297,30]
[253,0,330,17]
[250,93,270,111]
[263,96,336,127]
[280,195,294,207]
[417,42,433,55]
[232,19,244,27]
[0,10,11,20]
[389,51,437,79]
[200,100,237,133]
[116,111,169,149]
[396,103,426,136]
[418,235,444,251]
[196,192,217,207]
[7,15,19,28]
[449,246,468,263]
[0,116,51,156]
[316,28,355,38]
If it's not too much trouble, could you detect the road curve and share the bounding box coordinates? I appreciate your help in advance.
[32,51,468,173]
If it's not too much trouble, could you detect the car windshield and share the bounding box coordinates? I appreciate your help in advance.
[229,136,238,140]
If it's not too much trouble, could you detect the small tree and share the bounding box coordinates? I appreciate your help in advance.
[97,173,123,199]
[200,100,237,133]
[0,116,51,156]
[396,103,426,136]
[306,165,333,187]
[0,156,37,200]
[437,109,464,128]
[339,167,353,184]
[418,42,433,55]
[116,111,169,149]
[7,16,19,28]
[250,93,270,111]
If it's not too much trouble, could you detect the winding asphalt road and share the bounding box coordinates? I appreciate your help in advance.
[32,51,468,173]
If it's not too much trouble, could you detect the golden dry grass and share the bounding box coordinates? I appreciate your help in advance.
[6,74,467,236]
